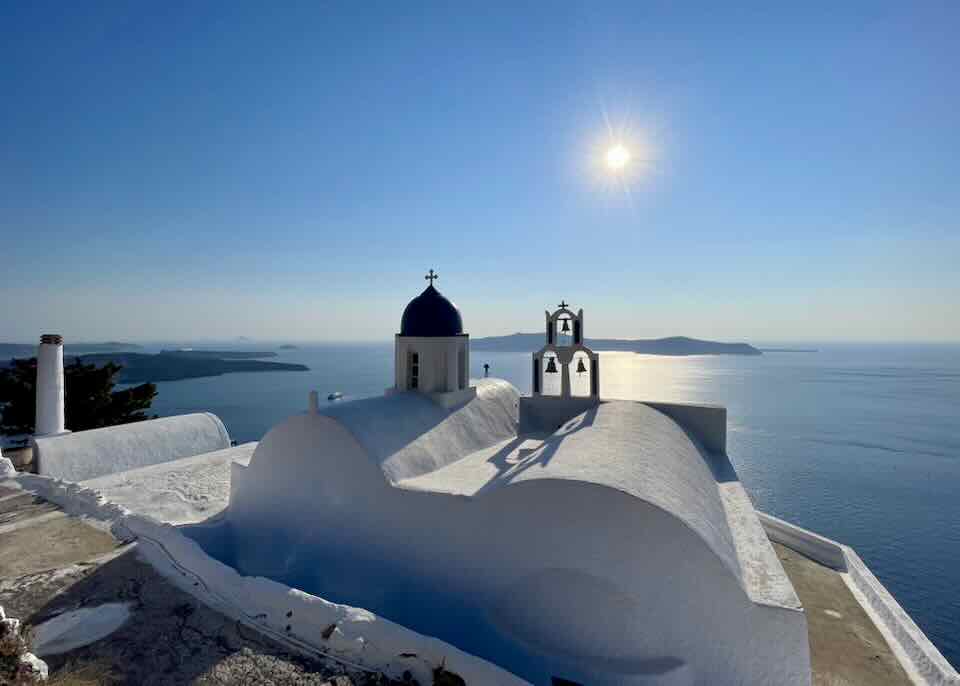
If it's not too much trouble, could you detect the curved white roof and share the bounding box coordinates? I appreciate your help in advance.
[241,383,798,612]
[402,402,737,572]
[321,378,519,482]
[33,412,231,482]
[400,400,798,610]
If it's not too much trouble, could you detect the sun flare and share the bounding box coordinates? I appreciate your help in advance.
[605,143,631,171]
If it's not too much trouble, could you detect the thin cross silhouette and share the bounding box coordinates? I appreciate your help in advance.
[425,269,439,285]
[558,300,569,309]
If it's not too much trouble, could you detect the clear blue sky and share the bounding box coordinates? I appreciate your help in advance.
[2,1,958,342]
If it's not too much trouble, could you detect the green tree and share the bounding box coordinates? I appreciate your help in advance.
[0,358,157,437]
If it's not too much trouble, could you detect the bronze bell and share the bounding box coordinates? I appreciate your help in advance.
[560,318,571,334]
[545,357,559,374]
[576,359,587,375]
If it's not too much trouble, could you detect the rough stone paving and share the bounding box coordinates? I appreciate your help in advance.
[0,484,408,686]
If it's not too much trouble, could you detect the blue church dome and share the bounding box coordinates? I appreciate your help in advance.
[400,285,464,337]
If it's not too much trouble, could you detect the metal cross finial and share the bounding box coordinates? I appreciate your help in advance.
[558,300,569,309]
[425,269,439,286]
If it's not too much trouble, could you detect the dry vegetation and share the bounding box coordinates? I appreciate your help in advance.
[0,609,43,686]
[46,660,115,686]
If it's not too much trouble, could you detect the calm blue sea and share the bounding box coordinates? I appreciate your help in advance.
[138,342,960,668]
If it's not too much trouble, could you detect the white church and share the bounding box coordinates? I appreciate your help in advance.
[226,273,810,685]
[7,272,957,686]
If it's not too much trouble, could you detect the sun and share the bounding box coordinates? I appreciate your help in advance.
[584,127,656,193]
[605,143,631,171]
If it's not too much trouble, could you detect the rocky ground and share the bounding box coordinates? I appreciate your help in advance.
[0,484,414,686]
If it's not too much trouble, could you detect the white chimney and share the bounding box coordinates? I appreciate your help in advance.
[35,334,67,436]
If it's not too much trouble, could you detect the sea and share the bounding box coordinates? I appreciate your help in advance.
[134,341,960,668]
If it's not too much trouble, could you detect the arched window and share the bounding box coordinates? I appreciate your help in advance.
[408,351,419,390]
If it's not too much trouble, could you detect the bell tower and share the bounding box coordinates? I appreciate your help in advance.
[532,302,599,400]
[392,270,476,409]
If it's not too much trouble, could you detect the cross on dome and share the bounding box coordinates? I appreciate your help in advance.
[400,270,464,338]
[558,300,569,309]
[397,270,470,396]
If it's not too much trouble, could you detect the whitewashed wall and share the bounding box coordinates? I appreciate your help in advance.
[229,398,809,685]
[394,335,469,393]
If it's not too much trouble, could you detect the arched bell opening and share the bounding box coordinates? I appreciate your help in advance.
[554,314,574,347]
[545,304,583,348]
[569,351,592,398]
[541,351,563,397]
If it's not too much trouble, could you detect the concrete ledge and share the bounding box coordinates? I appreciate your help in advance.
[758,511,846,570]
[642,401,727,455]
[519,396,599,433]
[844,548,959,686]
[759,512,959,686]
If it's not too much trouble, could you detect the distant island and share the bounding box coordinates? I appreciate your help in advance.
[471,334,762,356]
[0,341,143,358]
[278,344,299,350]
[73,352,308,383]
[0,343,309,380]
[159,349,279,359]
